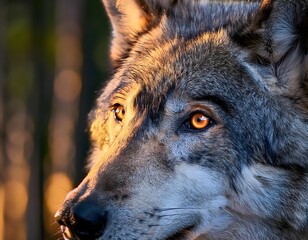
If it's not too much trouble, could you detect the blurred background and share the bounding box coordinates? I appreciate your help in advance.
[0,0,110,239]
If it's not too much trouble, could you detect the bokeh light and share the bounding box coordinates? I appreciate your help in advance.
[1,0,110,239]
[44,172,73,234]
[54,70,82,102]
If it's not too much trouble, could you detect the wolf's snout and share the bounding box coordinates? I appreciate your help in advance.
[56,200,108,240]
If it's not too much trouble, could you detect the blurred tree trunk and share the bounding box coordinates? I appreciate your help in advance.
[26,0,45,239]
[44,0,84,238]
[0,2,6,240]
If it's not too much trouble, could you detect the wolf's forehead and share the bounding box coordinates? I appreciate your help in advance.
[128,31,228,81]
[128,34,250,96]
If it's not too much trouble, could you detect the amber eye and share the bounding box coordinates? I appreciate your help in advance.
[113,105,125,122]
[190,113,210,129]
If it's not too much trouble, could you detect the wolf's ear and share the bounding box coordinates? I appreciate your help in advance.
[234,0,308,96]
[102,0,168,66]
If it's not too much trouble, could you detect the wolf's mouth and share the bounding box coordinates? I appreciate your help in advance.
[60,225,98,240]
[60,225,197,240]
[165,224,196,240]
[60,225,75,240]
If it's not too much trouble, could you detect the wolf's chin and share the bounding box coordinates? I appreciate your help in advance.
[60,226,91,240]
[60,226,76,240]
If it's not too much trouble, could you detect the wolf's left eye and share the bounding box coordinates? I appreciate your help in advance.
[113,105,125,122]
[188,113,210,130]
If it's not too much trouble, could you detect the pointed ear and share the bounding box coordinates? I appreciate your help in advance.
[102,0,168,67]
[234,0,308,96]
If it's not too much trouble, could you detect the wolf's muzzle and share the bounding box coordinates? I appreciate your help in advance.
[55,200,107,240]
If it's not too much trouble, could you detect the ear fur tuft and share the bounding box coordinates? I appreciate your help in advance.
[234,0,308,99]
[102,0,170,67]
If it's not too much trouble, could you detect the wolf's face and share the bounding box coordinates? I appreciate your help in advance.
[56,1,308,239]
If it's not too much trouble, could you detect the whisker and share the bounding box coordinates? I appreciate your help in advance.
[50,230,63,239]
[51,229,62,235]
[50,221,60,227]
[157,213,192,218]
[156,207,204,212]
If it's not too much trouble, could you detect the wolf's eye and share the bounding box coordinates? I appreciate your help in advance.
[113,105,125,122]
[189,113,210,130]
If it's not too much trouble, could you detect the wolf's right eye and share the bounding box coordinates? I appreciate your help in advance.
[113,105,125,122]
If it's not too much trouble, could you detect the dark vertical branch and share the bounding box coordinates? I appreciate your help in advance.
[27,0,44,239]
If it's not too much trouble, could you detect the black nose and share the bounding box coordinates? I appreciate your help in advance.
[56,201,108,240]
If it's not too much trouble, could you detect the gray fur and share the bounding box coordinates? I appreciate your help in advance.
[56,0,308,239]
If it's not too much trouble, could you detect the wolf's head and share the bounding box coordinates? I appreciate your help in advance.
[56,0,308,239]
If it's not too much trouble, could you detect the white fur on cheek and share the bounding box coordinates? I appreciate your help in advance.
[230,165,292,219]
[152,163,230,238]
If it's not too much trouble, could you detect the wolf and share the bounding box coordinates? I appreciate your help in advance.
[55,0,308,239]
